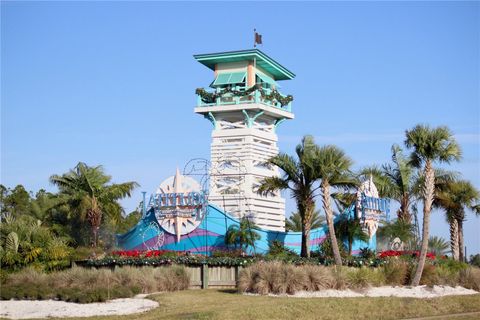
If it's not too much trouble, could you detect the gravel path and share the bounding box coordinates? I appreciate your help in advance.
[0,295,158,319]
[246,285,479,298]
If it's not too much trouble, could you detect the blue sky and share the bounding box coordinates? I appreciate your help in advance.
[2,2,479,254]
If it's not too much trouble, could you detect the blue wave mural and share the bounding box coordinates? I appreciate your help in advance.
[117,204,376,255]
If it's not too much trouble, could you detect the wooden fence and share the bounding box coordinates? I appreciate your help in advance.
[185,265,242,289]
[74,261,243,289]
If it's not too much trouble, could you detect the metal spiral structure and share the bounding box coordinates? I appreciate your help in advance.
[141,221,165,250]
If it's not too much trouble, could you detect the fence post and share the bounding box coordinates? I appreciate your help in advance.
[201,263,209,289]
[235,265,240,288]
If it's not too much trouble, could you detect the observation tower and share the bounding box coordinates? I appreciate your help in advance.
[193,49,295,231]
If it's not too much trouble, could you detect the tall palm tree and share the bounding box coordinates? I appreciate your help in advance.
[258,135,320,257]
[50,162,138,247]
[285,209,325,232]
[434,180,480,261]
[316,145,356,265]
[404,124,461,286]
[224,217,261,251]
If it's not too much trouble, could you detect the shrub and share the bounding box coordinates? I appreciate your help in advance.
[469,254,480,267]
[435,265,460,286]
[303,265,334,291]
[347,267,385,289]
[330,266,350,290]
[359,248,376,260]
[238,261,308,295]
[2,265,190,303]
[266,240,298,258]
[272,263,307,294]
[382,258,409,286]
[407,262,438,286]
[318,237,347,259]
[459,267,480,291]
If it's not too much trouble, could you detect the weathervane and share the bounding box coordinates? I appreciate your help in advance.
[254,29,262,48]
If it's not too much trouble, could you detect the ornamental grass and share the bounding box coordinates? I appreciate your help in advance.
[1,265,190,303]
[239,261,480,295]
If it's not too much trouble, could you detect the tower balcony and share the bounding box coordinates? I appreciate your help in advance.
[195,85,293,113]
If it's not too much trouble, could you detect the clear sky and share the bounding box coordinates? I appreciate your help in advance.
[2,1,479,254]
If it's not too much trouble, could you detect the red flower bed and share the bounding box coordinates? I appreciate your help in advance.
[111,249,176,258]
[379,250,436,260]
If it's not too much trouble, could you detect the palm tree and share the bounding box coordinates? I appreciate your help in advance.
[434,180,480,261]
[224,217,261,252]
[376,218,415,249]
[359,145,415,223]
[428,236,450,256]
[334,215,369,256]
[285,209,325,232]
[316,145,356,265]
[50,162,138,247]
[257,135,321,257]
[404,124,461,286]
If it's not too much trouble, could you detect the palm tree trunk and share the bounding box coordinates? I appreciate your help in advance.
[458,219,465,262]
[322,182,342,266]
[448,216,459,260]
[300,201,314,257]
[92,227,99,248]
[399,195,411,223]
[301,220,311,258]
[412,160,434,286]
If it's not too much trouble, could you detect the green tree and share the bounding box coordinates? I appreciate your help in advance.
[434,180,480,261]
[224,217,261,252]
[377,218,415,249]
[359,145,415,223]
[428,236,450,256]
[257,136,321,257]
[285,209,325,232]
[0,213,72,270]
[316,145,356,265]
[334,216,370,256]
[405,124,461,286]
[0,185,32,217]
[50,162,138,248]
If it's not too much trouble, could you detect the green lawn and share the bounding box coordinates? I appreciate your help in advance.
[10,289,479,320]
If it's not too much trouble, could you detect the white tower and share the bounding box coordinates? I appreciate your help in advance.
[194,49,295,231]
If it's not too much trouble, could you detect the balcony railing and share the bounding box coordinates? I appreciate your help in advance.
[195,86,293,112]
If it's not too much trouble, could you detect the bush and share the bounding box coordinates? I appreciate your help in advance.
[318,237,347,259]
[346,267,385,289]
[266,240,298,258]
[459,267,480,291]
[239,261,307,295]
[330,266,350,290]
[359,248,376,260]
[1,265,190,303]
[303,265,334,291]
[382,258,409,286]
[411,263,438,286]
[469,254,480,267]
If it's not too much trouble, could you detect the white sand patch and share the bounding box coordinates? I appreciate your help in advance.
[0,295,159,319]
[245,286,479,298]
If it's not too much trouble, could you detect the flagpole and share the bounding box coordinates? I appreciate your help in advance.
[253,28,256,48]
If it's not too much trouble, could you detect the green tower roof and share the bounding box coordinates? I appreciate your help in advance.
[193,49,295,81]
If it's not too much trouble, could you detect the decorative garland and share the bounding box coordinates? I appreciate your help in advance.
[195,85,293,108]
[81,254,392,268]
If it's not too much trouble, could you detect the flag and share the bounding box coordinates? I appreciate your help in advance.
[254,30,262,47]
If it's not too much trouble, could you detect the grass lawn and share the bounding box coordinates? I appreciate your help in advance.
[11,289,478,320]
